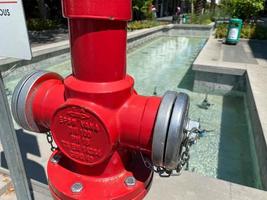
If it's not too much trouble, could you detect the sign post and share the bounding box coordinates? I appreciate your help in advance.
[0,0,32,199]
[0,0,32,60]
[0,74,33,200]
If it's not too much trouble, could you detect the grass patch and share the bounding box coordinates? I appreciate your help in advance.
[27,18,59,31]
[128,20,168,31]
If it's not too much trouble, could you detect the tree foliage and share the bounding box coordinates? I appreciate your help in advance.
[221,0,265,20]
[195,0,206,15]
[132,0,153,20]
[23,0,62,20]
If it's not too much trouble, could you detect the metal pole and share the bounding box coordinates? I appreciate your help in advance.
[0,73,32,200]
[160,0,165,17]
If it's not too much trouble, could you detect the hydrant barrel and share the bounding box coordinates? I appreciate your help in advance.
[69,19,128,82]
[64,0,132,82]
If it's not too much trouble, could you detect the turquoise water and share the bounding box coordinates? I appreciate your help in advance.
[3,36,262,189]
[127,36,262,189]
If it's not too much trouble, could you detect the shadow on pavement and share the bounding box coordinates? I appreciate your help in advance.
[0,129,48,185]
[247,39,267,61]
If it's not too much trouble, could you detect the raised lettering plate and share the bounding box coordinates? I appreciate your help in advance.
[51,105,112,166]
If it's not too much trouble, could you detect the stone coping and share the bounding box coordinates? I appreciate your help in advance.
[247,68,267,132]
[193,38,267,75]
[146,172,267,200]
[0,23,214,73]
[0,40,69,72]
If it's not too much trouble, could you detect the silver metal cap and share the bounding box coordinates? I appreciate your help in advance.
[11,70,63,133]
[152,91,189,170]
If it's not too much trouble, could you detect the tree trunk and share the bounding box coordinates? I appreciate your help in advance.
[36,0,47,19]
[195,0,203,15]
[211,0,216,13]
[191,0,194,14]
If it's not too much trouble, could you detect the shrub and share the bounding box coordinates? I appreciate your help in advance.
[215,23,228,38]
[240,24,253,38]
[132,0,154,20]
[215,23,267,40]
[128,20,167,31]
[220,0,265,21]
[27,18,58,31]
[190,12,213,25]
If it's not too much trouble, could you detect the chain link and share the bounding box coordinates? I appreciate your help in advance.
[140,127,201,176]
[139,152,172,177]
[175,131,196,174]
[46,131,57,152]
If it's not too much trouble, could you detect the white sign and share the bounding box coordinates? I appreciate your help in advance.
[229,28,239,40]
[0,0,32,60]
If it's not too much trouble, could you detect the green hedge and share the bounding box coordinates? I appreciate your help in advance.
[190,13,213,25]
[215,23,267,40]
[220,0,265,21]
[128,20,168,31]
[27,18,59,31]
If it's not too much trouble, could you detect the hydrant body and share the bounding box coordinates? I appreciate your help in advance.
[11,0,190,199]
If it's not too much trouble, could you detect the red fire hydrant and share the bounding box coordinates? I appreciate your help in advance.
[11,0,190,199]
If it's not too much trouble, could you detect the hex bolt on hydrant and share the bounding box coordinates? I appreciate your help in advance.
[11,0,200,199]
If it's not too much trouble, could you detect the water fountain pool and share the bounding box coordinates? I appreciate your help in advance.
[3,35,262,190]
[127,36,262,189]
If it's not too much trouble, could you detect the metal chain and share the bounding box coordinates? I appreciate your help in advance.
[46,131,57,152]
[175,127,201,174]
[176,135,193,174]
[139,152,172,177]
[140,127,201,176]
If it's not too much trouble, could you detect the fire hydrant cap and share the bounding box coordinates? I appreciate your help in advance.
[11,70,63,133]
[152,91,189,170]
[62,0,132,21]
[164,93,189,169]
[152,91,177,167]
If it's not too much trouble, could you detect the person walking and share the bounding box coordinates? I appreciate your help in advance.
[176,6,181,16]
[151,4,157,18]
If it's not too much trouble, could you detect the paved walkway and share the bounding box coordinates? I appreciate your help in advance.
[157,16,173,22]
[29,29,69,48]
[194,38,267,74]
[146,172,267,200]
[261,17,267,27]
[0,29,69,61]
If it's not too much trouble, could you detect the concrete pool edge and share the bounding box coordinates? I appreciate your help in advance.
[0,40,70,73]
[193,37,267,191]
[0,23,214,73]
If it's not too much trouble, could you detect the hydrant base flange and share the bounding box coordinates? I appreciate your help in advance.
[48,150,153,200]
